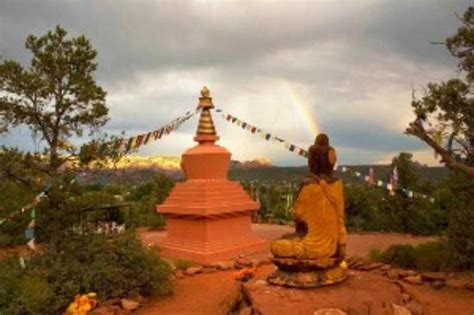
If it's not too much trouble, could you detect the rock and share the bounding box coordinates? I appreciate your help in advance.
[185,266,203,276]
[101,298,122,306]
[387,269,401,279]
[203,267,217,274]
[381,264,392,271]
[464,281,474,291]
[259,256,272,265]
[313,309,348,315]
[391,304,413,315]
[403,275,422,285]
[239,306,253,315]
[235,257,253,268]
[446,279,469,289]
[405,301,423,315]
[399,270,417,278]
[121,298,140,311]
[175,270,185,279]
[420,272,446,282]
[90,305,121,315]
[350,261,365,270]
[251,258,261,267]
[431,280,445,289]
[214,261,233,271]
[364,262,384,271]
[401,293,411,303]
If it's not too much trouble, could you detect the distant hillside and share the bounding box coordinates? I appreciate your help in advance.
[228,165,450,184]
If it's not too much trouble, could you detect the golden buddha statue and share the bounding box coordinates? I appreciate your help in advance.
[268,134,348,288]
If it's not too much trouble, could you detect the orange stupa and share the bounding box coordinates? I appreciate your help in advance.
[156,87,267,264]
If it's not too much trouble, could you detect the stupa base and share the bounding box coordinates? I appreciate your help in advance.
[158,235,268,264]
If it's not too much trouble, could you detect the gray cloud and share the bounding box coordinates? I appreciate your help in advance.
[0,0,471,166]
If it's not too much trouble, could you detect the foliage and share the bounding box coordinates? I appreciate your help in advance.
[406,6,474,177]
[391,152,420,191]
[0,25,111,171]
[124,173,174,228]
[369,241,450,272]
[0,231,172,315]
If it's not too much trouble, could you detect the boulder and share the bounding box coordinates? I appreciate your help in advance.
[381,264,392,272]
[175,270,185,279]
[121,298,140,311]
[185,266,203,276]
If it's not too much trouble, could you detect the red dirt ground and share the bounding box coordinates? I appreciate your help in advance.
[135,225,474,315]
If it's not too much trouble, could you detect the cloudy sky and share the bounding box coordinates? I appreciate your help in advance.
[0,0,471,166]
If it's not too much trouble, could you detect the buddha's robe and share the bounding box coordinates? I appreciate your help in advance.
[270,179,346,260]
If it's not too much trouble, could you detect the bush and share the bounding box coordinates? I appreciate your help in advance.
[369,241,450,271]
[0,231,172,314]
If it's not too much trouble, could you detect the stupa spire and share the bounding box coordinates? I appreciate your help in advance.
[195,86,219,143]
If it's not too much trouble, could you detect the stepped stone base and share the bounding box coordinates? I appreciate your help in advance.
[157,179,266,264]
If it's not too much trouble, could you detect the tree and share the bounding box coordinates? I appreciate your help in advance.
[0,26,108,173]
[406,7,474,178]
[391,152,420,191]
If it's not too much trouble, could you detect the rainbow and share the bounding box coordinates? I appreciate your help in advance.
[285,82,320,140]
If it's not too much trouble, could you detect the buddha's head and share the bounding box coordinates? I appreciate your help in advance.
[311,133,337,175]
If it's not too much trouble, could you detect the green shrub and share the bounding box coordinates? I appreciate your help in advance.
[369,241,450,271]
[0,231,172,314]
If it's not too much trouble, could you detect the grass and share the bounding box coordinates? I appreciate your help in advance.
[173,259,196,270]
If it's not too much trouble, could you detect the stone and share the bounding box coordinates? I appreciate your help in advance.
[403,275,423,285]
[175,270,185,279]
[420,272,446,282]
[239,307,253,315]
[431,280,445,289]
[464,281,474,291]
[313,309,348,315]
[446,279,468,289]
[363,262,384,271]
[185,266,203,276]
[235,257,253,268]
[399,270,417,277]
[391,304,413,315]
[387,269,401,279]
[214,261,233,271]
[381,264,392,271]
[405,301,423,315]
[203,267,217,274]
[120,298,140,311]
[401,293,411,303]
[101,298,122,306]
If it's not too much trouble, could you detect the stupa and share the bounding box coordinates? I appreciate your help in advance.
[156,87,267,264]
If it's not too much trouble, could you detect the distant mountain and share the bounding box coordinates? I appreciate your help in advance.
[228,165,450,184]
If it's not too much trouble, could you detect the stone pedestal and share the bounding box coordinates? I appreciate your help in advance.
[156,87,267,264]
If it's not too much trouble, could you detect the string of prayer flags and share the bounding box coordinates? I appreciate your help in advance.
[338,165,434,202]
[114,108,199,153]
[217,109,310,160]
